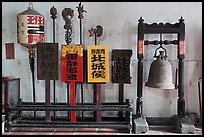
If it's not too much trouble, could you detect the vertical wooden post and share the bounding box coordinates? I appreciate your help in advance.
[177,17,185,117]
[45,79,51,122]
[93,83,101,122]
[118,83,124,118]
[70,82,76,122]
[96,84,101,122]
[136,17,144,117]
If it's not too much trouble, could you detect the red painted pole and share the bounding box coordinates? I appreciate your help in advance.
[70,82,76,122]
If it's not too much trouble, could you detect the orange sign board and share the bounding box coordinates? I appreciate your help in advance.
[87,45,109,83]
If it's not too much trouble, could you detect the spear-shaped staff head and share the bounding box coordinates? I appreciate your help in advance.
[76,2,87,19]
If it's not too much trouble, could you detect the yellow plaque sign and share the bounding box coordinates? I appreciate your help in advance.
[87,45,109,83]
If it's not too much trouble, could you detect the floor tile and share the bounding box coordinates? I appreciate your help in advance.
[11,127,35,132]
[55,128,77,132]
[96,132,118,135]
[76,128,97,132]
[52,132,74,135]
[74,132,97,135]
[4,132,32,135]
[97,128,118,132]
[29,132,54,135]
[33,128,56,132]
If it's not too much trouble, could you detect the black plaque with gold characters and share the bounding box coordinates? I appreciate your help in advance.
[112,50,132,84]
[37,43,58,80]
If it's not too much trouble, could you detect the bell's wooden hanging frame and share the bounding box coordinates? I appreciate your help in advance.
[136,16,185,118]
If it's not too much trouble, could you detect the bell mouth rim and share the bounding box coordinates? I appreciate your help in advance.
[145,82,175,89]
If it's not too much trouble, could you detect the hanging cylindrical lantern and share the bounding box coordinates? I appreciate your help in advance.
[17,3,45,48]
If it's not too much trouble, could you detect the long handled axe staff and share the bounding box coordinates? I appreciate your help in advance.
[88,25,103,122]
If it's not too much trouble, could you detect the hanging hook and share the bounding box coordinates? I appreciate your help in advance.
[28,2,34,10]
[154,33,167,58]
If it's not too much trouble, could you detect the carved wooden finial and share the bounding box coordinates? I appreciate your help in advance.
[50,6,57,19]
[179,16,184,23]
[62,8,74,30]
[138,17,144,23]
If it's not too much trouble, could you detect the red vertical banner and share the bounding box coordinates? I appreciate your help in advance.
[61,44,83,83]
[61,44,83,122]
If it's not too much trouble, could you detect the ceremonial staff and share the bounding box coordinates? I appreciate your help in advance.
[76,2,87,119]
[88,25,103,122]
[50,6,57,118]
[62,7,74,118]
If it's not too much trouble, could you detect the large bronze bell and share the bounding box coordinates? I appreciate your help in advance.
[145,51,175,89]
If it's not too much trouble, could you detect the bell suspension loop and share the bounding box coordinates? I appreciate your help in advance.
[154,33,167,59]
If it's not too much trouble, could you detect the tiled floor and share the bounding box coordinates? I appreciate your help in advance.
[2,127,202,135]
